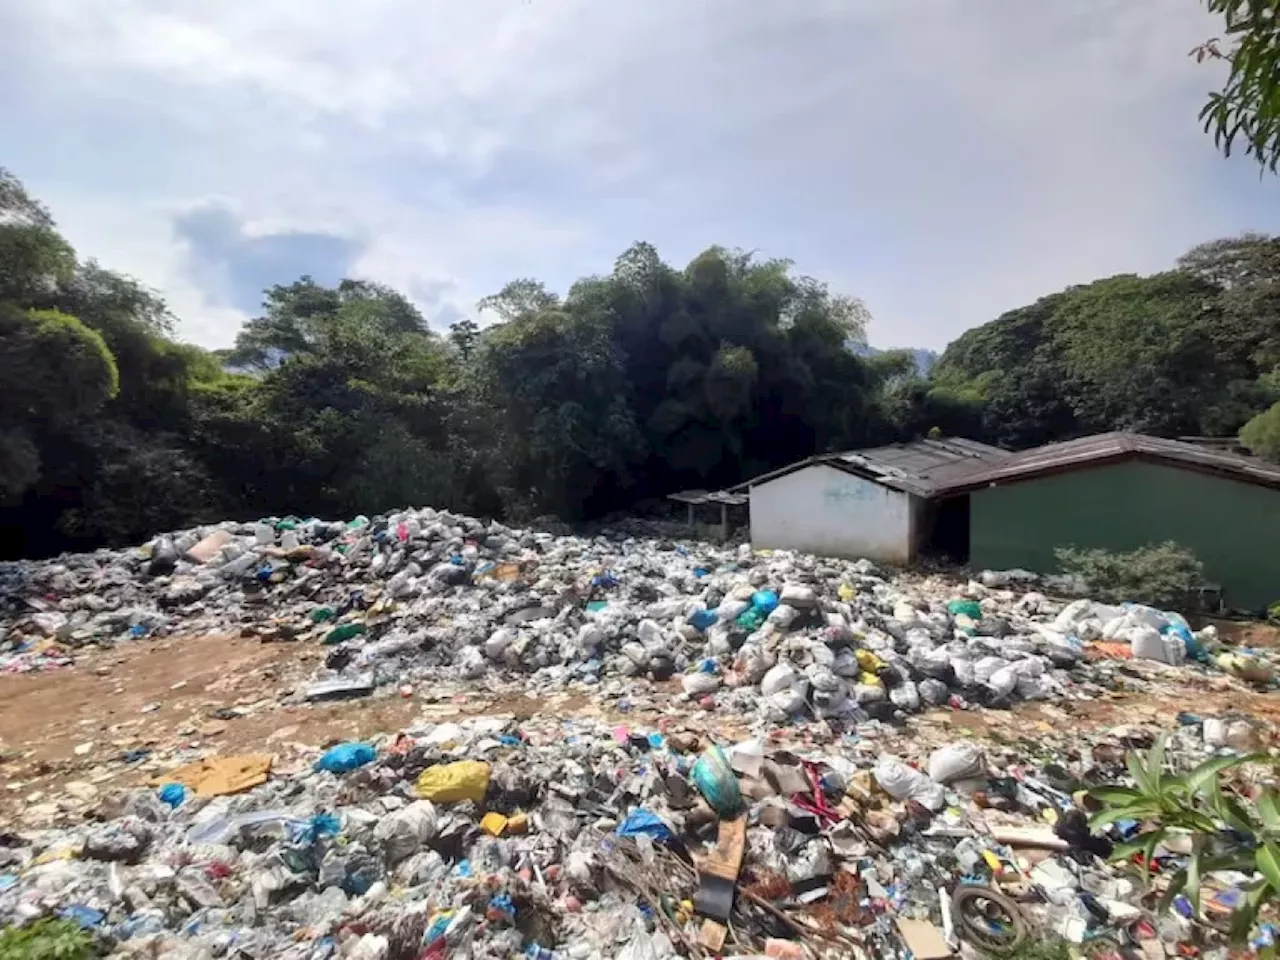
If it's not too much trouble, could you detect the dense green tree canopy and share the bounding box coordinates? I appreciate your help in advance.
[4,166,1280,558]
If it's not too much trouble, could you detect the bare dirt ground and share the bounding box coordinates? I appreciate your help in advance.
[2,630,1277,824]
[0,634,603,822]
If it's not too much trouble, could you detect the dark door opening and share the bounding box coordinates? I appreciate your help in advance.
[929,495,970,564]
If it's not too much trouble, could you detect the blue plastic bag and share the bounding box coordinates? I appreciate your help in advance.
[158,783,187,808]
[751,590,779,614]
[690,745,744,818]
[60,904,105,929]
[1162,621,1205,661]
[616,809,675,844]
[314,742,376,774]
[688,609,718,632]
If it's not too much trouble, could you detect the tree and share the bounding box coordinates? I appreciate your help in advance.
[448,318,481,363]
[1240,400,1280,459]
[478,307,645,518]
[0,305,118,500]
[477,278,559,323]
[930,260,1275,448]
[0,167,75,306]
[1195,0,1280,172]
[226,277,427,370]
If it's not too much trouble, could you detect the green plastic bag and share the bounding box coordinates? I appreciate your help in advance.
[947,599,982,620]
[323,622,367,645]
[690,745,743,818]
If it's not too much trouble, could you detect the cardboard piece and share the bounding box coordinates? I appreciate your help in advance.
[895,918,952,959]
[694,815,748,921]
[990,826,1069,851]
[764,759,809,796]
[186,530,233,564]
[697,919,727,952]
[154,754,273,797]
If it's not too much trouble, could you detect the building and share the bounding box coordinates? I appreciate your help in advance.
[732,438,1010,564]
[931,432,1280,613]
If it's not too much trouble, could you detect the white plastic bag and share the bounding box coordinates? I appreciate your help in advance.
[374,801,438,864]
[928,743,986,784]
[484,628,516,659]
[889,680,921,711]
[760,662,802,696]
[682,672,721,696]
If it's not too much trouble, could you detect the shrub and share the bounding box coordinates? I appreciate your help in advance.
[0,918,97,960]
[1054,541,1205,609]
[1240,400,1280,462]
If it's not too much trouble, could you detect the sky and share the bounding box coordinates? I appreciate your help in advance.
[2,0,1278,352]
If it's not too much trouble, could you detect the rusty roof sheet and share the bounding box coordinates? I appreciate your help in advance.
[930,431,1280,496]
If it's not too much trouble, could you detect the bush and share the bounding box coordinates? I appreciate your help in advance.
[1054,541,1205,609]
[0,918,97,960]
[1240,399,1280,462]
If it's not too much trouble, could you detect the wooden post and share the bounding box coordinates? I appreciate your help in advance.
[687,503,695,530]
[720,503,728,540]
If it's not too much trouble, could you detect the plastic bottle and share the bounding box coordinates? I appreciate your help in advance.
[254,522,275,546]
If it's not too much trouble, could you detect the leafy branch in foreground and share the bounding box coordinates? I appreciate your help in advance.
[1194,0,1280,173]
[1089,737,1274,943]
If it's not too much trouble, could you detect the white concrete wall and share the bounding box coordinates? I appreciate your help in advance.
[749,464,915,564]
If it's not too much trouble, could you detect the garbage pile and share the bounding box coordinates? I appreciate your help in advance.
[4,509,1272,708]
[4,508,1280,956]
[2,704,1276,958]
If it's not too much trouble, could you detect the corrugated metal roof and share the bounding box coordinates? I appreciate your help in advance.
[930,431,1280,495]
[724,437,1012,498]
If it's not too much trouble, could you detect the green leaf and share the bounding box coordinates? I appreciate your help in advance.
[1258,789,1280,833]
[1109,830,1165,863]
[1088,801,1161,830]
[1145,735,1168,791]
[1141,827,1169,881]
[1187,837,1205,913]
[1157,868,1188,917]
[1186,753,1263,796]
[1088,785,1142,805]
[1217,792,1261,835]
[1228,880,1272,946]
[1258,838,1280,894]
[1128,750,1156,795]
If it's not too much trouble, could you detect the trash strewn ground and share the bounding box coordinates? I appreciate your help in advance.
[1,509,1278,958]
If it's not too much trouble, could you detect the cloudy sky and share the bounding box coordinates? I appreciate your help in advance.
[2,0,1277,351]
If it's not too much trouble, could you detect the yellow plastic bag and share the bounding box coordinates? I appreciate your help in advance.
[838,583,856,601]
[854,649,884,674]
[415,760,490,804]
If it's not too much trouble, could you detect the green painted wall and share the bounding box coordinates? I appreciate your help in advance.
[969,460,1280,612]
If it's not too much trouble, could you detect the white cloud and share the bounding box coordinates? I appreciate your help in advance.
[0,0,1273,351]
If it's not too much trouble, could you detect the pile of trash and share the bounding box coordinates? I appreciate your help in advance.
[4,509,1272,706]
[4,507,1280,955]
[1,706,1275,958]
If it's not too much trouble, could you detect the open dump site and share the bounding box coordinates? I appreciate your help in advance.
[2,509,1279,959]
